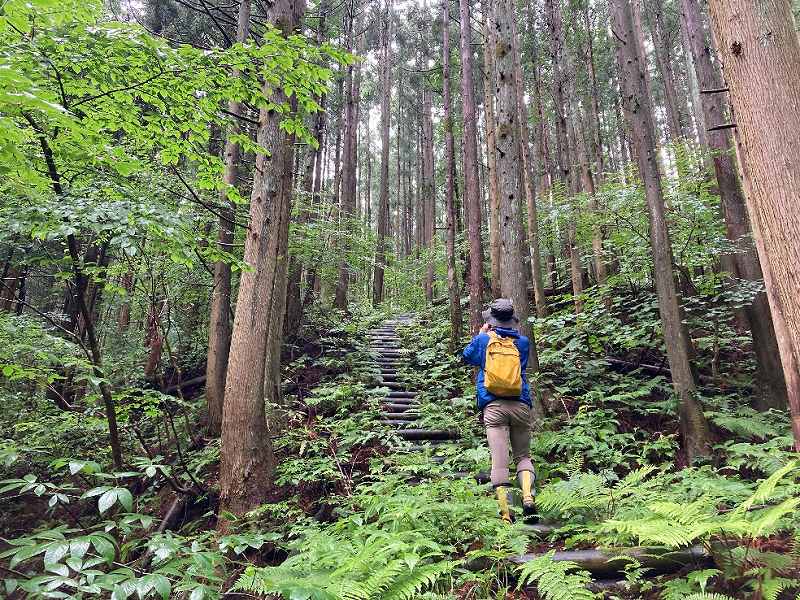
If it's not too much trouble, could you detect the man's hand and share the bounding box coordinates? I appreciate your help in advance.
[480,322,490,333]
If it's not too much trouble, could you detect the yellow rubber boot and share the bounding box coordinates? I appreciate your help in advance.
[495,486,512,524]
[517,471,536,519]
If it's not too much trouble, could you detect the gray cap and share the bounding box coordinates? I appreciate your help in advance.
[481,298,520,329]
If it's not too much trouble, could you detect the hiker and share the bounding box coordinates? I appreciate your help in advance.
[463,298,535,524]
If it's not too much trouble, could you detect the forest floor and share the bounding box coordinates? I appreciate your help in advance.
[1,292,799,599]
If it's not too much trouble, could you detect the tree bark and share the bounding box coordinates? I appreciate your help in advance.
[679,0,787,411]
[422,86,436,303]
[612,0,712,462]
[647,0,685,142]
[219,0,305,521]
[492,0,543,401]
[458,0,485,332]
[583,4,605,176]
[372,2,392,305]
[442,0,462,350]
[545,0,581,311]
[206,0,251,437]
[334,11,361,311]
[510,16,547,319]
[483,12,502,299]
[705,0,800,448]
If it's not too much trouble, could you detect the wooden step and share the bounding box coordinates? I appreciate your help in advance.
[382,402,418,411]
[446,471,491,484]
[383,396,416,404]
[511,546,710,578]
[381,418,419,426]
[400,441,448,452]
[395,429,458,441]
[386,391,417,398]
[381,382,407,390]
[380,410,418,418]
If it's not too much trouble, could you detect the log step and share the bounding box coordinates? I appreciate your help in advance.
[383,397,416,405]
[446,471,491,484]
[387,391,417,398]
[395,429,458,441]
[381,418,419,426]
[383,403,419,411]
[511,546,710,577]
[382,382,407,390]
[380,410,418,418]
[400,441,448,452]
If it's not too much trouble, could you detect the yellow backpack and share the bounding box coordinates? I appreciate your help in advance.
[484,332,522,397]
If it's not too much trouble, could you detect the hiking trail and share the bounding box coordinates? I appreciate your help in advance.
[365,315,713,593]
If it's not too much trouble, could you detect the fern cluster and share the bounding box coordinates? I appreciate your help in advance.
[233,529,456,600]
[515,551,596,600]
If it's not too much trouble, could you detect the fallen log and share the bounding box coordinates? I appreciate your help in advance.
[510,545,711,577]
[163,374,206,395]
[605,358,716,384]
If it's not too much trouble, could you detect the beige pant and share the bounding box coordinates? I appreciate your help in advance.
[483,400,535,486]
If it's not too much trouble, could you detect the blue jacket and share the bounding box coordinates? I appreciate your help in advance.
[463,327,531,411]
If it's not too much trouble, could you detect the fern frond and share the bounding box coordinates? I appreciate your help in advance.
[614,465,658,492]
[761,576,800,600]
[682,594,735,600]
[355,559,408,599]
[516,552,596,600]
[749,497,800,537]
[382,560,455,600]
[736,460,798,515]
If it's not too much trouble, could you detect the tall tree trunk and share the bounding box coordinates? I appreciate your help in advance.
[483,12,502,298]
[647,0,685,142]
[545,0,581,311]
[0,266,20,312]
[706,0,800,448]
[373,0,392,305]
[206,0,251,437]
[458,0,485,332]
[612,0,712,461]
[334,13,362,311]
[492,0,542,398]
[442,0,462,349]
[530,35,554,298]
[680,0,788,411]
[285,1,329,335]
[544,0,570,188]
[510,16,547,319]
[680,23,708,150]
[219,0,305,521]
[583,4,604,175]
[117,271,133,331]
[422,85,436,303]
[31,112,121,464]
[564,52,585,313]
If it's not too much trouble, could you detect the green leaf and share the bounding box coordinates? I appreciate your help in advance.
[4,579,18,595]
[189,585,206,600]
[70,539,90,559]
[83,486,111,499]
[98,489,118,513]
[116,488,133,512]
[150,574,171,599]
[91,535,116,563]
[44,541,69,565]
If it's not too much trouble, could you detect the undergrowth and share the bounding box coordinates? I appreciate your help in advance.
[2,286,799,599]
